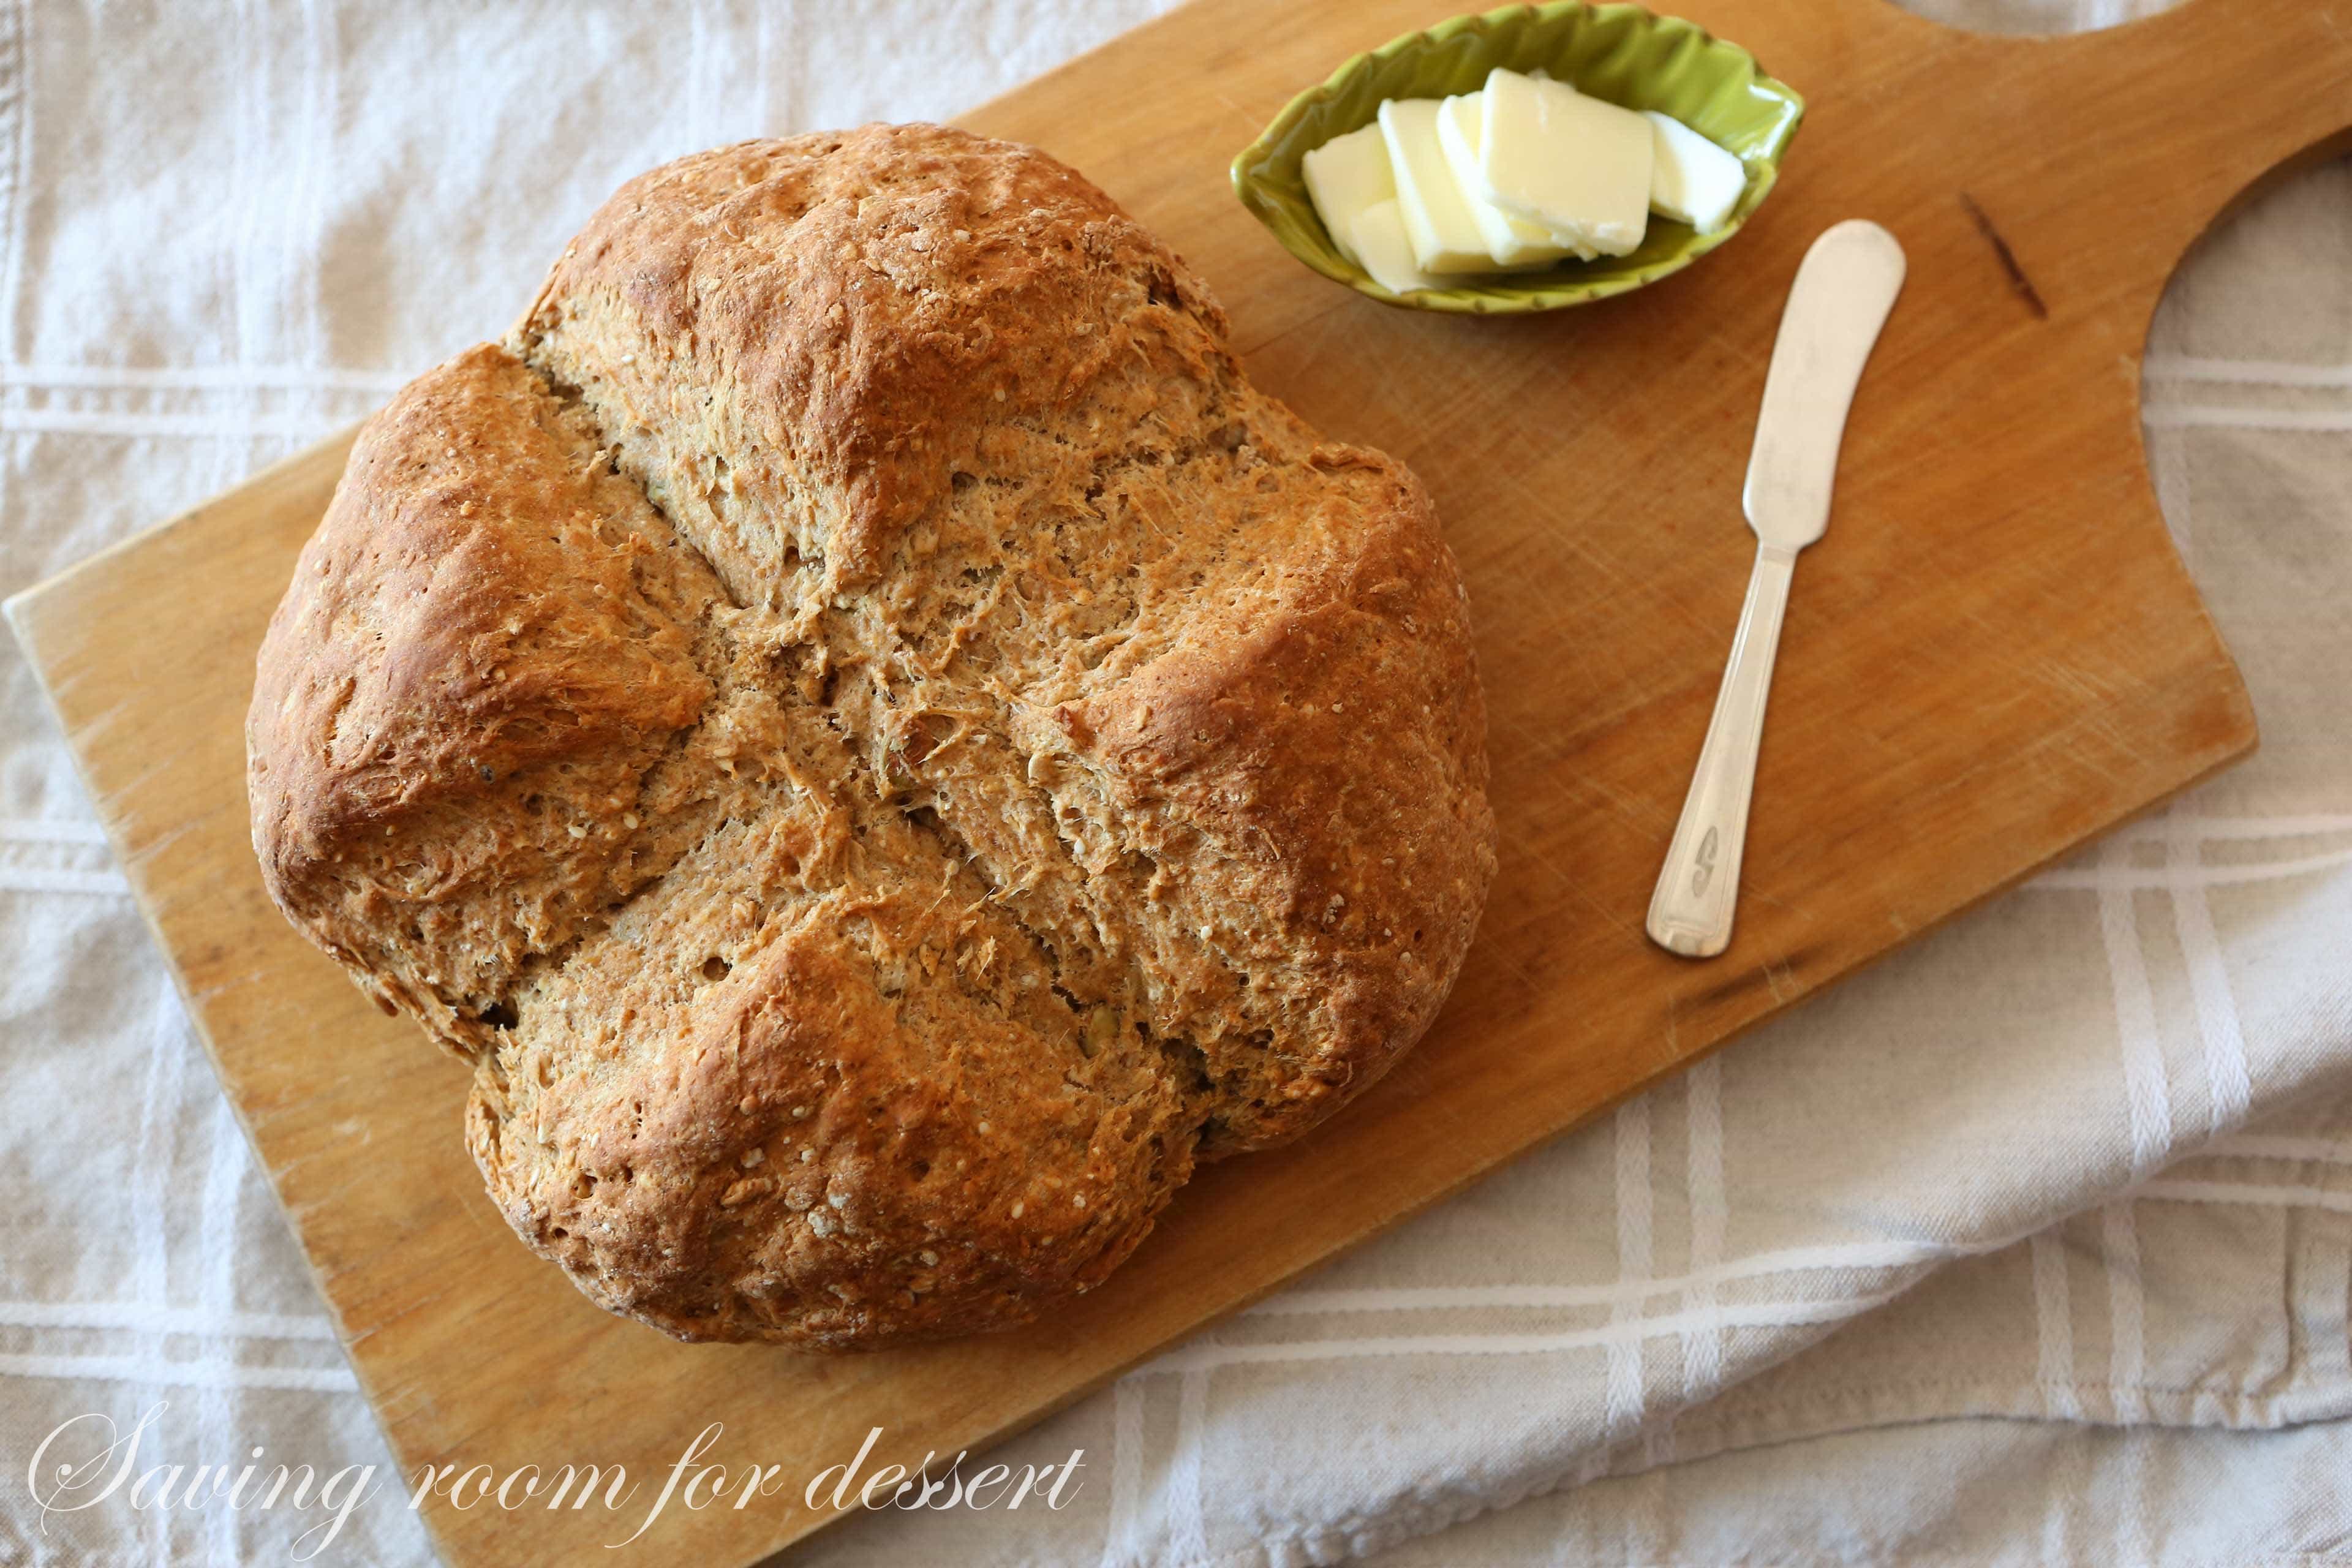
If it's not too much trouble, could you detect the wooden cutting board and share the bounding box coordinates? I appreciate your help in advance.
[11,0,2345,1560]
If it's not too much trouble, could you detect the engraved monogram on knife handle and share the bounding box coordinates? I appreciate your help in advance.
[1648,221,1907,959]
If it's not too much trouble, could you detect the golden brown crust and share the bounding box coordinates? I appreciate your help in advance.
[249,123,1494,1349]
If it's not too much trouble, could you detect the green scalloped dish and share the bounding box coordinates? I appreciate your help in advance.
[1232,3,1804,313]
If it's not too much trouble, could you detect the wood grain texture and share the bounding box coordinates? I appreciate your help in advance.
[12,0,2343,1561]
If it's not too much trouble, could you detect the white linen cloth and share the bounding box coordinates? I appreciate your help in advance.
[2,1,2348,1564]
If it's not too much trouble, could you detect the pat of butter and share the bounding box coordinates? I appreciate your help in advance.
[1342,198,1442,296]
[1476,68,1653,258]
[1377,97,1510,274]
[1302,124,1396,266]
[1643,111,1745,235]
[1434,92,1583,268]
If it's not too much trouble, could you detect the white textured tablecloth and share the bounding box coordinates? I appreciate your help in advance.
[3,2,2348,1564]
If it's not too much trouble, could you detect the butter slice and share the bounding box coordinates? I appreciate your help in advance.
[1434,92,1582,268]
[1377,97,1509,274]
[1342,198,1441,295]
[1302,124,1396,266]
[1476,68,1652,258]
[1643,111,1745,235]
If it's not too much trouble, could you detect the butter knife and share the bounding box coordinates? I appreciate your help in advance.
[1646,219,1907,959]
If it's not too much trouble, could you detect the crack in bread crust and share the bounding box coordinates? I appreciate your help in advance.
[247,123,1496,1349]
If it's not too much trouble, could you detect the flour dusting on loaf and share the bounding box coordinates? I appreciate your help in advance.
[247,124,1494,1349]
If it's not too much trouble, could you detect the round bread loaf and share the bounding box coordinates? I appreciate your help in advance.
[246,124,1495,1349]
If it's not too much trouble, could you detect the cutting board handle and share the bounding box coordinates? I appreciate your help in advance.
[1964,0,2352,298]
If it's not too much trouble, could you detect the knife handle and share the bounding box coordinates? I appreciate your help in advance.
[1647,543,1797,959]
